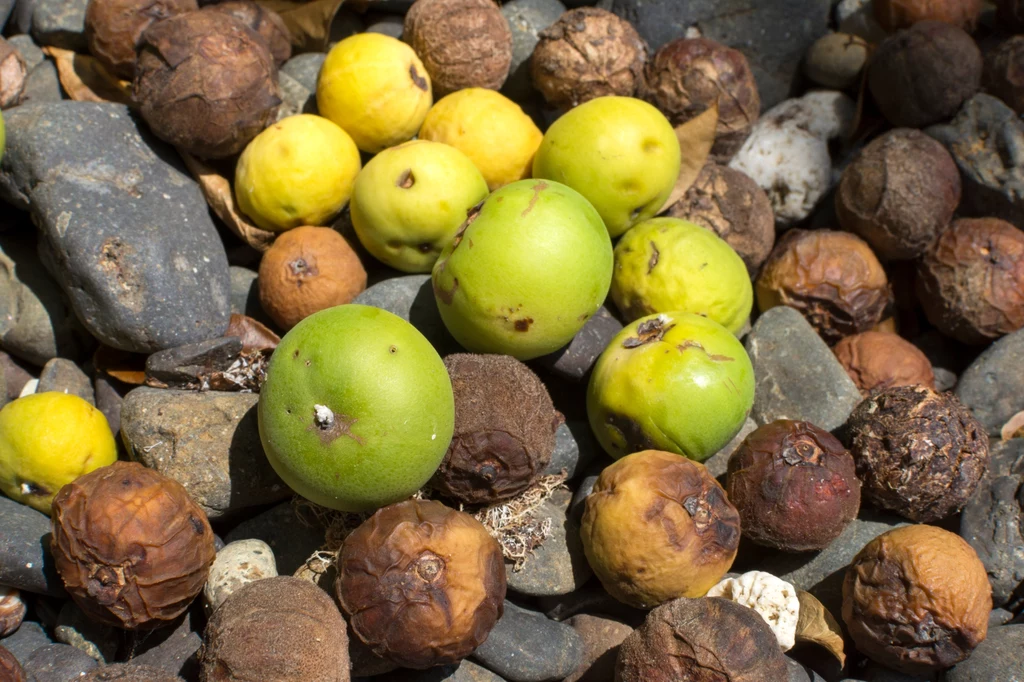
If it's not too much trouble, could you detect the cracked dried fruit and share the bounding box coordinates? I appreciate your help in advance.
[202,1,291,66]
[0,646,25,682]
[85,0,197,80]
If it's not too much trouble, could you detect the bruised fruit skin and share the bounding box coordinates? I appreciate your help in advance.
[0,646,24,682]
[350,140,489,273]
[51,461,216,630]
[336,499,506,668]
[431,179,613,360]
[85,0,198,80]
[581,450,740,608]
[587,312,754,462]
[833,331,935,393]
[842,525,992,674]
[611,217,753,333]
[258,305,454,512]
[202,0,291,67]
[431,354,560,505]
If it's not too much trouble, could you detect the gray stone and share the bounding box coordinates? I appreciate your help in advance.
[934,367,957,392]
[378,659,507,681]
[703,416,758,482]
[942,625,1024,681]
[500,0,566,102]
[0,0,13,30]
[37,358,94,404]
[54,602,117,663]
[144,337,243,388]
[850,661,935,682]
[0,351,34,401]
[534,307,622,382]
[30,0,87,51]
[0,621,53,666]
[991,439,1024,478]
[745,306,862,432]
[569,472,597,526]
[128,610,202,678]
[955,327,1024,437]
[787,657,828,682]
[564,614,631,682]
[203,539,278,614]
[960,474,1024,610]
[229,265,275,330]
[223,501,328,575]
[543,421,600,480]
[21,59,62,105]
[990,608,1015,627]
[0,495,64,596]
[276,70,316,120]
[7,34,44,70]
[537,587,646,626]
[93,375,126,439]
[364,12,404,39]
[11,0,36,34]
[22,643,98,681]
[0,102,231,354]
[471,601,584,682]
[353,274,460,355]
[506,489,591,597]
[121,387,289,519]
[280,53,326,94]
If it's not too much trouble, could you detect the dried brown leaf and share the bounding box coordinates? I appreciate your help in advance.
[795,590,846,667]
[178,150,277,252]
[658,101,718,214]
[1002,410,1024,440]
[254,0,346,53]
[93,345,148,385]
[41,47,132,105]
[226,313,280,352]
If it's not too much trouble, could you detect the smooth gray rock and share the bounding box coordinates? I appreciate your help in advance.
[0,496,64,596]
[229,265,275,330]
[788,657,828,682]
[564,614,631,682]
[275,70,316,119]
[22,643,98,681]
[363,12,403,39]
[54,602,117,663]
[128,609,202,679]
[960,474,1024,610]
[703,416,758,481]
[37,358,94,404]
[121,387,289,519]
[7,34,43,70]
[537,587,647,626]
[543,421,600,480]
[353,274,460,355]
[280,53,326,94]
[992,439,1024,479]
[11,0,36,34]
[144,337,243,388]
[0,621,53,665]
[0,0,14,29]
[506,489,592,597]
[0,102,231,353]
[942,625,1024,681]
[94,374,126,440]
[534,307,622,382]
[203,539,278,615]
[501,0,566,102]
[21,59,62,105]
[990,608,1015,627]
[745,306,862,432]
[30,0,87,51]
[378,660,507,681]
[471,601,585,682]
[956,327,1024,437]
[223,501,328,575]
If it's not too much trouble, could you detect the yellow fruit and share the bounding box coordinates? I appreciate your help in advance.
[0,392,117,514]
[235,114,361,233]
[419,88,542,191]
[317,33,433,153]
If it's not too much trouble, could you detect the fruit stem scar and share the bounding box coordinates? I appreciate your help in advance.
[314,404,335,428]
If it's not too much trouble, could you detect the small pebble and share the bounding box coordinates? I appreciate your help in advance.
[534,307,623,382]
[500,0,567,101]
[943,624,1024,681]
[959,473,1024,610]
[506,489,591,597]
[0,495,65,596]
[363,12,404,39]
[204,539,278,614]
[22,643,98,682]
[353,274,460,355]
[129,609,203,678]
[471,600,585,682]
[543,421,600,480]
[564,614,632,682]
[54,602,117,662]
[955,326,1024,437]
[280,53,326,94]
[804,32,869,89]
[224,501,328,575]
[37,358,95,405]
[0,620,53,666]
[29,0,86,51]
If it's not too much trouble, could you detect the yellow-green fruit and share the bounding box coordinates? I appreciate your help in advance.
[235,114,362,232]
[419,88,542,191]
[612,217,753,333]
[0,392,117,514]
[533,96,681,238]
[317,33,432,153]
[350,140,489,273]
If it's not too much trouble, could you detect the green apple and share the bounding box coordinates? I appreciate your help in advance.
[612,217,753,334]
[532,96,680,238]
[587,311,754,462]
[432,179,613,360]
[350,140,489,272]
[258,304,454,511]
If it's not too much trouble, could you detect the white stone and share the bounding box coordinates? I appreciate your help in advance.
[707,570,800,650]
[203,539,278,615]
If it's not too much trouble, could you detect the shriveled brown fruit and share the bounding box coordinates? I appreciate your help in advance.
[727,420,860,552]
[842,525,992,674]
[756,229,893,346]
[431,353,560,505]
[984,36,1024,115]
[833,331,935,393]
[50,461,216,630]
[916,217,1024,345]
[134,11,281,159]
[258,226,367,331]
[530,7,647,110]
[404,0,512,97]
[0,37,27,109]
[200,576,350,682]
[580,450,740,609]
[336,499,506,669]
[85,0,198,80]
[202,1,291,66]
[667,163,774,275]
[641,38,760,162]
[0,646,25,682]
[81,664,184,681]
[616,596,789,682]
[836,129,961,261]
[874,0,983,31]
[847,384,989,522]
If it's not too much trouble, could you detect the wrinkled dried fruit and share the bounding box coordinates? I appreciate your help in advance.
[404,0,512,97]
[431,354,560,505]
[874,0,983,31]
[581,450,740,608]
[336,499,506,668]
[257,226,367,331]
[81,664,185,681]
[0,37,27,109]
[983,37,1024,115]
[0,646,25,682]
[847,385,989,522]
[833,331,936,393]
[641,38,760,162]
[756,229,893,345]
[842,525,992,674]
[530,8,648,110]
[727,420,861,552]
[50,461,216,630]
[667,163,774,275]
[0,587,26,637]
[916,217,1024,345]
[200,576,350,682]
[134,11,280,159]
[616,596,789,682]
[706,571,800,651]
[836,129,961,261]
[85,0,198,80]
[202,1,291,66]
[868,21,982,129]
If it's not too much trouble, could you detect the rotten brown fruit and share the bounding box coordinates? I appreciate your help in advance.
[836,129,961,261]
[202,1,291,67]
[641,38,760,162]
[833,331,936,393]
[916,217,1024,345]
[0,646,25,682]
[50,461,216,630]
[530,7,648,110]
[984,36,1024,116]
[431,353,561,505]
[85,0,198,80]
[0,587,25,637]
[336,499,506,669]
[842,524,992,674]
[847,384,989,522]
[726,420,861,552]
[873,0,983,31]
[134,11,281,159]
[755,229,894,345]
[0,37,27,109]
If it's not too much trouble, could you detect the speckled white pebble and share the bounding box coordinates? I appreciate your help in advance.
[203,539,278,614]
[707,570,800,651]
